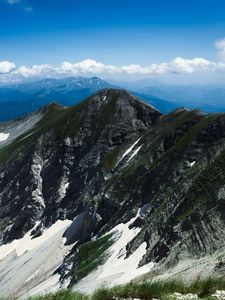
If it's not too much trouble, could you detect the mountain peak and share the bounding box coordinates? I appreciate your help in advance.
[0,89,162,163]
[90,88,160,112]
[1,89,225,297]
[0,76,114,122]
[81,88,162,132]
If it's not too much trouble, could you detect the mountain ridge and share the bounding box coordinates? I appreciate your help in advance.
[0,77,176,122]
[1,89,225,298]
[0,76,114,122]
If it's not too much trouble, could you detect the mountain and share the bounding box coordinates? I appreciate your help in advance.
[0,76,179,122]
[1,89,225,298]
[0,76,113,121]
[0,76,112,102]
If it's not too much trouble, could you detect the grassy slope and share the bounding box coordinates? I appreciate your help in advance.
[0,93,119,163]
[1,105,225,299]
[74,234,114,281]
[25,278,225,300]
[104,110,225,218]
[0,101,90,162]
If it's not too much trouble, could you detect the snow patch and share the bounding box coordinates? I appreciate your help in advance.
[25,274,61,298]
[0,219,73,299]
[97,241,153,286]
[0,219,71,261]
[0,111,42,149]
[25,269,41,283]
[116,137,142,166]
[74,209,154,293]
[188,161,196,167]
[127,144,143,162]
[0,132,9,142]
[58,176,70,200]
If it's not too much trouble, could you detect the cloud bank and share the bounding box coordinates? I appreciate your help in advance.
[0,61,16,74]
[1,38,225,83]
[215,38,225,62]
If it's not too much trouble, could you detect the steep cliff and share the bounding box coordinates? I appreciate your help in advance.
[1,89,225,298]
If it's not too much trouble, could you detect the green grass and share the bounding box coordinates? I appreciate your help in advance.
[0,100,90,163]
[27,289,88,300]
[95,95,117,137]
[102,110,211,197]
[102,144,123,169]
[104,111,225,225]
[175,146,225,222]
[169,114,220,154]
[0,93,122,164]
[22,278,225,300]
[73,234,114,281]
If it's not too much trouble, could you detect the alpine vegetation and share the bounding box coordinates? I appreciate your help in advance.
[1,89,225,298]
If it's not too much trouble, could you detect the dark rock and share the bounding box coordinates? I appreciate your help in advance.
[1,89,225,287]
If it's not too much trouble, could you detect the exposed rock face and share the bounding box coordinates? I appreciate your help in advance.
[1,89,225,297]
[0,89,160,241]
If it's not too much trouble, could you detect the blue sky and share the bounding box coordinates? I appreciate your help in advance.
[0,0,225,83]
[1,0,225,65]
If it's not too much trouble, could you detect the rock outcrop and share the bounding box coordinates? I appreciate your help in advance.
[1,89,225,297]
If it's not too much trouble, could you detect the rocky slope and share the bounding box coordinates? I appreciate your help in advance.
[1,89,225,298]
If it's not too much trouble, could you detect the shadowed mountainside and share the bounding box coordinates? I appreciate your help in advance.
[1,89,225,297]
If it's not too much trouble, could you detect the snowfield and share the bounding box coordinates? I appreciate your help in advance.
[0,220,71,260]
[74,209,154,294]
[0,220,72,299]
[0,132,9,142]
[0,208,222,299]
[0,210,154,298]
[0,111,43,149]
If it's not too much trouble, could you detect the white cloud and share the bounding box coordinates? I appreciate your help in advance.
[121,64,146,74]
[14,64,53,78]
[0,61,16,74]
[215,38,225,62]
[58,59,119,75]
[0,58,217,82]
[169,57,213,74]
[56,57,215,77]
[1,38,225,83]
[147,63,169,74]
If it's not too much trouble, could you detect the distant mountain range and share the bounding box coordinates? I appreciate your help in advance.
[0,76,225,122]
[0,76,176,121]
[0,76,112,102]
[0,77,112,121]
